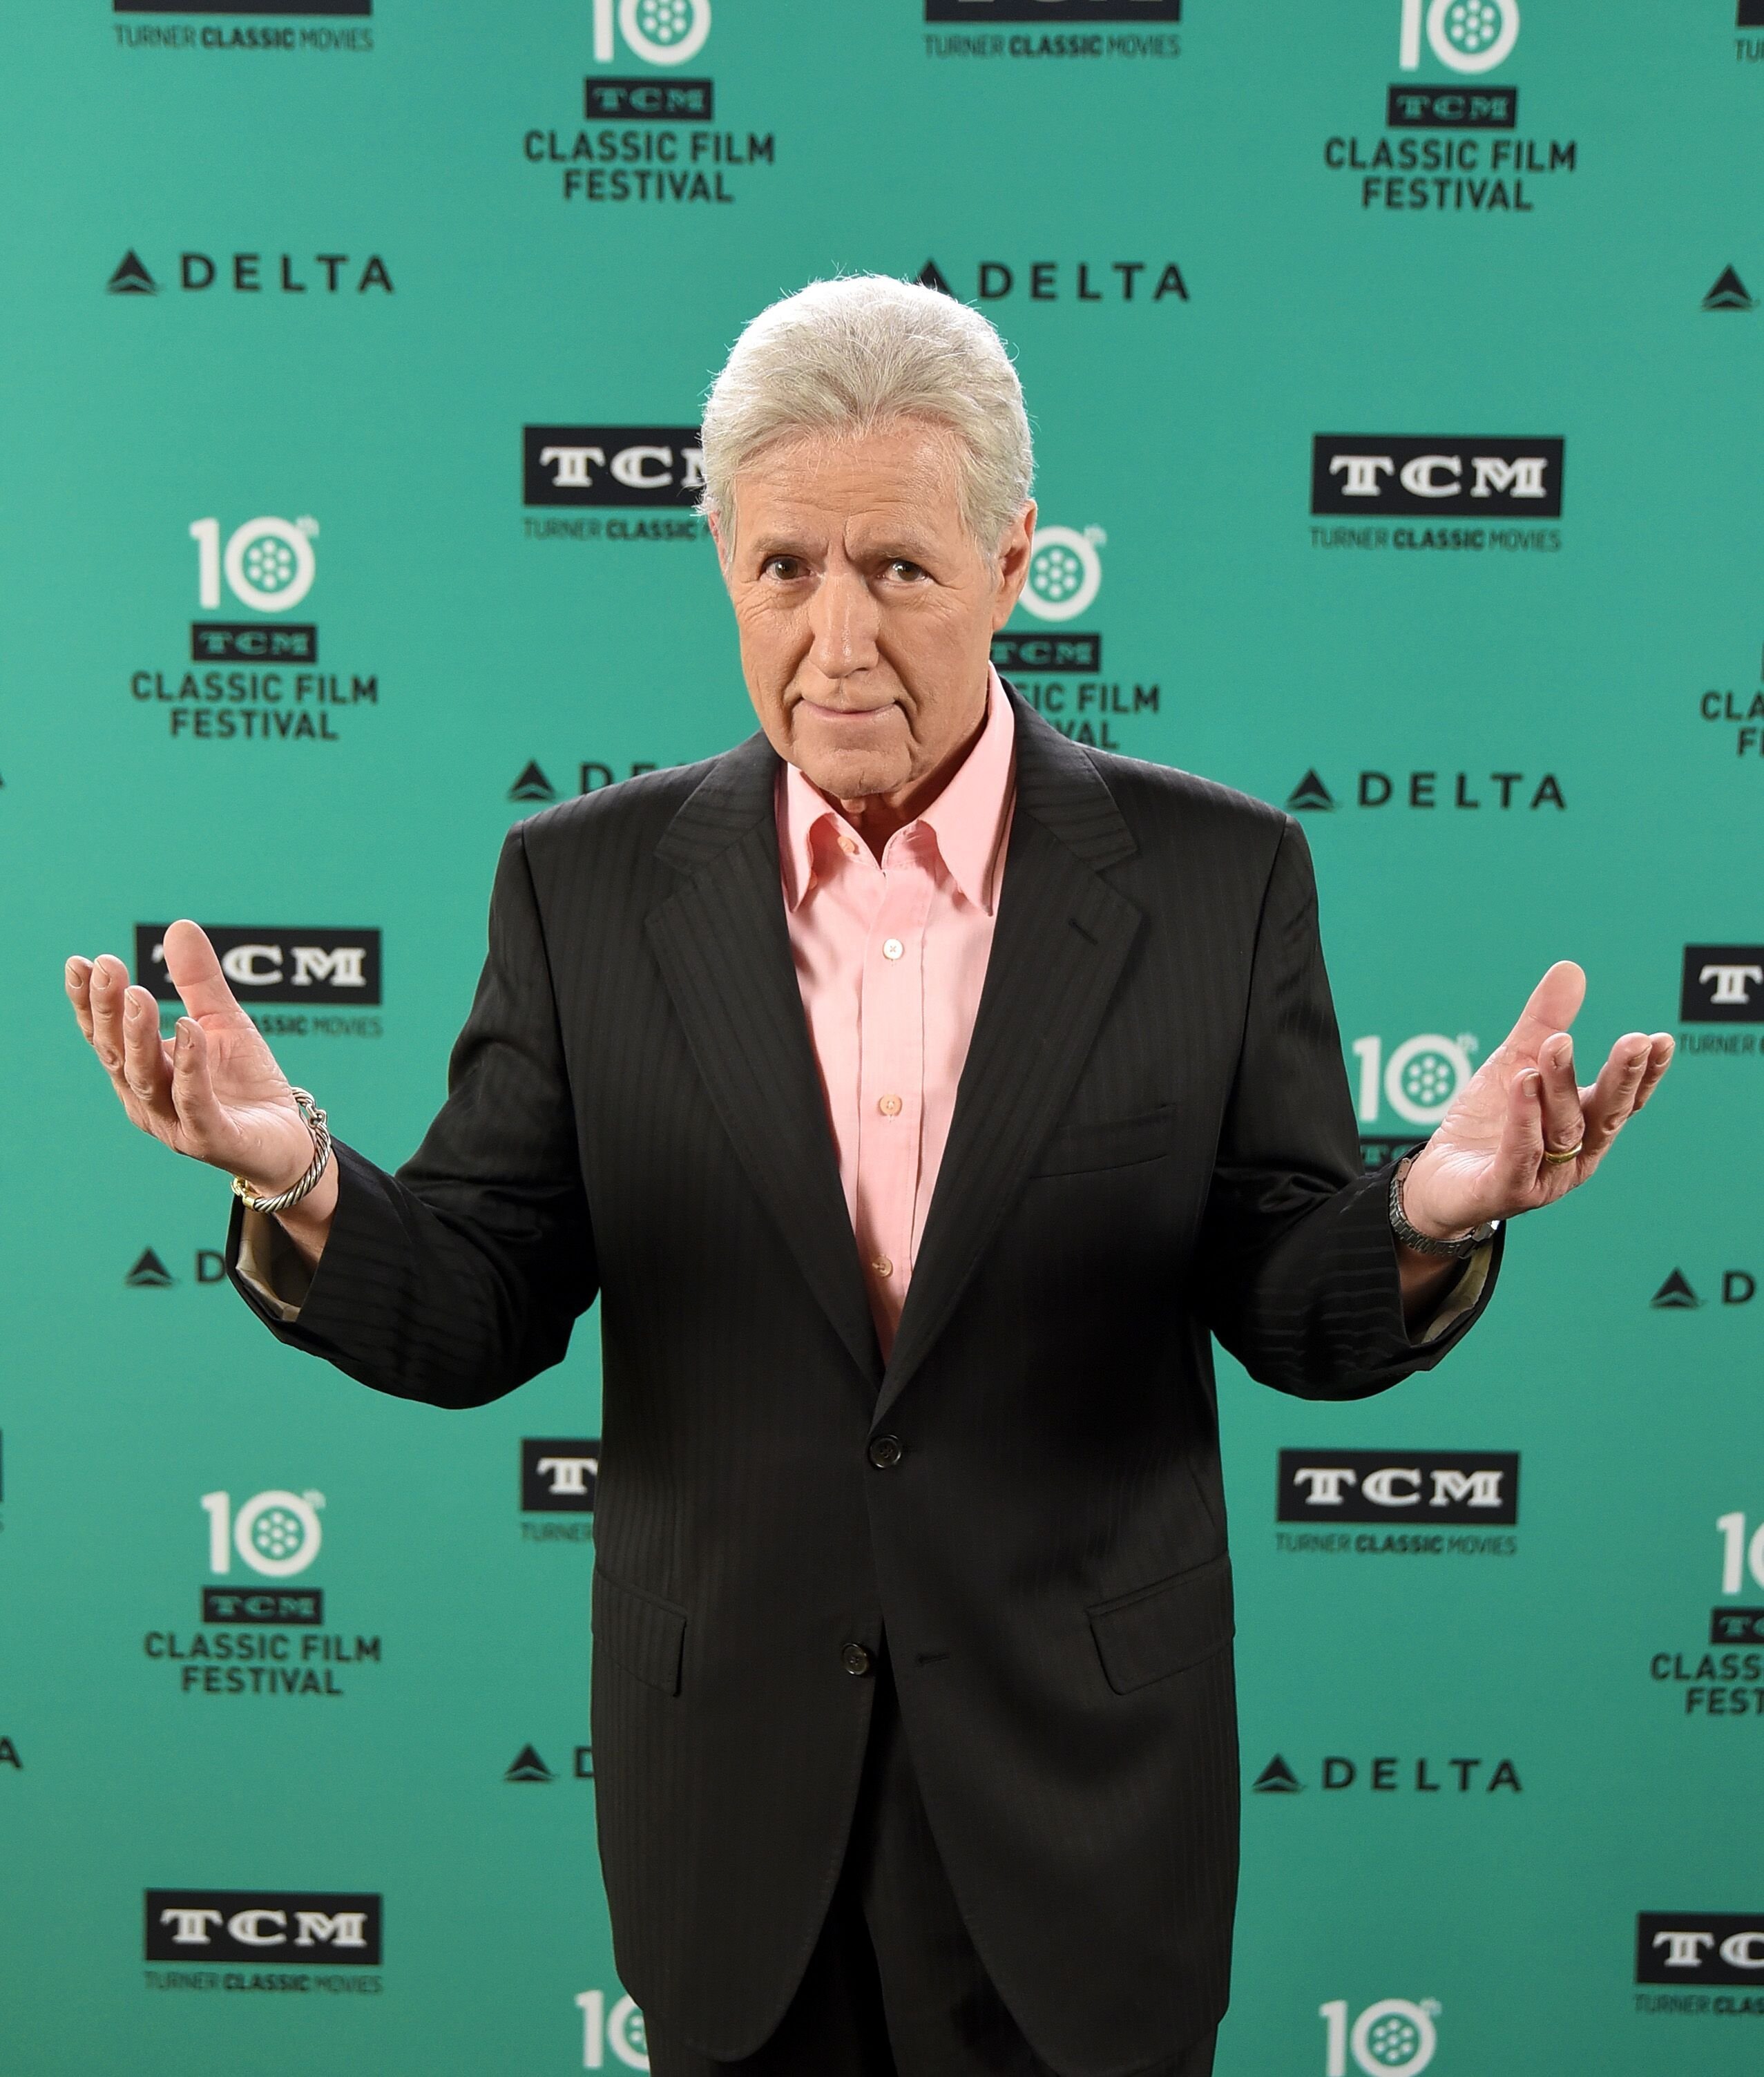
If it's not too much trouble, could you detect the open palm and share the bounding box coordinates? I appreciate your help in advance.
[1401,961,1674,1239]
[66,920,314,1192]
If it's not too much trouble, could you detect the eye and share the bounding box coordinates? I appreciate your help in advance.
[883,559,928,582]
[760,555,807,581]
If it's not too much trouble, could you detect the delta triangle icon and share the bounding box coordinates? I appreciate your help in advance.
[1285,769,1336,813]
[125,1247,176,1288]
[915,258,953,297]
[505,1744,556,1783]
[1650,1269,1702,1309]
[508,761,557,804]
[1702,265,1756,312]
[107,250,157,296]
[1252,1754,1303,1793]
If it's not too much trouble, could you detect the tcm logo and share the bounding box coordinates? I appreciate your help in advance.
[186,514,318,664]
[136,926,381,1006]
[1681,946,1764,1022]
[1398,0,1517,73]
[576,1986,649,2067]
[202,1489,325,1579]
[591,0,710,67]
[524,1438,601,1513]
[924,1,1181,17]
[1277,1450,1520,1525]
[144,1891,381,1965]
[1019,526,1104,623]
[1636,1913,1764,1985]
[1312,436,1564,517]
[524,428,704,508]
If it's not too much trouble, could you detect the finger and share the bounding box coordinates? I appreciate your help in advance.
[120,985,175,1119]
[1484,1065,1546,1203]
[1580,1033,1651,1157]
[65,957,96,1044]
[162,919,245,1023]
[1631,1033,1675,1113]
[169,1016,226,1151]
[1535,1031,1586,1157]
[87,954,132,1075]
[1498,959,1586,1064]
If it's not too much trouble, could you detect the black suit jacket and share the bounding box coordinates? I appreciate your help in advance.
[229,690,1498,2074]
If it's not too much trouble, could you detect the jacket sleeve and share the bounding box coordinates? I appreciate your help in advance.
[1194,815,1501,1400]
[224,823,598,1408]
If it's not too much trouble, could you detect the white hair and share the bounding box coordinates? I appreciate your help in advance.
[698,274,1034,566]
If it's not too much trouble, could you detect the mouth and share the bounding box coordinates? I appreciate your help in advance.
[796,697,896,725]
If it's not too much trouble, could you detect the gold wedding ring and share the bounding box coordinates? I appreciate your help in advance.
[1542,1140,1583,1165]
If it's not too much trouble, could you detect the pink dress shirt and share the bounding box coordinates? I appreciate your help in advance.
[776,671,1016,1357]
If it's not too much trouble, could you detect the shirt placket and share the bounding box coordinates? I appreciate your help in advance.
[854,825,937,1330]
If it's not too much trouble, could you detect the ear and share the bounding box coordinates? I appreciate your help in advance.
[990,501,1036,631]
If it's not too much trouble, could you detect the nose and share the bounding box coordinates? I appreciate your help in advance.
[807,562,879,683]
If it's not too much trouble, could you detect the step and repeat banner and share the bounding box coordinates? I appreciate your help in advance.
[3,2,1761,2072]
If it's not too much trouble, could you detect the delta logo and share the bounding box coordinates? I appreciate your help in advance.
[106,250,390,296]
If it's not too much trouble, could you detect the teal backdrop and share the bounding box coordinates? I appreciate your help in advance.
[3,3,1762,2072]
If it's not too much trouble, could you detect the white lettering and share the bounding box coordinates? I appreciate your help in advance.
[1653,1930,1716,1969]
[609,445,673,489]
[1398,454,1461,499]
[1330,454,1394,497]
[159,1908,224,1945]
[539,1456,600,1495]
[289,945,367,989]
[227,1908,288,1946]
[294,1910,368,1949]
[541,446,606,488]
[1701,964,1763,1006]
[221,944,283,986]
[1362,1467,1423,1508]
[1293,1468,1358,1506]
[1470,454,1549,499]
[1429,1468,1504,1509]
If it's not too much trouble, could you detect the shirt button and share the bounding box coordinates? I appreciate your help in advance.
[871,1256,894,1279]
[837,836,859,856]
[877,1094,902,1118]
[841,1643,873,1677]
[882,937,904,961]
[867,1435,903,1469]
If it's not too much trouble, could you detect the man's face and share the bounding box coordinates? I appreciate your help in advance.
[714,420,1033,810]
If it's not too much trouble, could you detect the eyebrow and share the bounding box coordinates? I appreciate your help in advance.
[747,528,943,565]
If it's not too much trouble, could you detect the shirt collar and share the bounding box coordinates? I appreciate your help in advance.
[778,667,1017,915]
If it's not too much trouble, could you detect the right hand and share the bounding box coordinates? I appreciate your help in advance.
[66,921,317,1196]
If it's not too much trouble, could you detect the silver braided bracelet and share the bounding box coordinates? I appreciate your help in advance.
[231,1089,332,1216]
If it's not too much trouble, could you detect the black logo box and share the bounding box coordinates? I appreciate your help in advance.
[202,1588,323,1626]
[191,622,317,664]
[1310,437,1564,518]
[925,0,1178,17]
[523,1438,601,1513]
[586,77,713,120]
[1636,1913,1764,1985]
[1276,1449,1519,1525]
[523,426,703,509]
[992,632,1101,673]
[1386,86,1516,129]
[144,1891,381,1964]
[1711,1607,1764,1645]
[1680,945,1764,1024]
[135,926,381,1006]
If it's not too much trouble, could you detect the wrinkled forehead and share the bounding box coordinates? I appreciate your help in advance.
[731,420,968,550]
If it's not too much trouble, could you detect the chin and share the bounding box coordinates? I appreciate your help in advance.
[796,749,907,802]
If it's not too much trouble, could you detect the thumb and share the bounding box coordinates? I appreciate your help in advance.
[162,920,247,1024]
[1500,959,1586,1061]
[169,1016,228,1154]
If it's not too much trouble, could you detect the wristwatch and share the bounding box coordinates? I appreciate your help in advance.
[1388,1153,1497,1262]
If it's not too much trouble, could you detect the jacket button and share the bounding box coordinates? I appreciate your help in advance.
[841,1643,873,1677]
[867,1435,903,1469]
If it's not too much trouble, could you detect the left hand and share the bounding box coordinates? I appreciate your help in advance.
[1400,961,1674,1241]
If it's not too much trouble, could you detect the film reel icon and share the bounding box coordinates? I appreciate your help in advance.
[1427,0,1518,74]
[1351,2000,1438,2076]
[620,0,711,65]
[1019,525,1104,623]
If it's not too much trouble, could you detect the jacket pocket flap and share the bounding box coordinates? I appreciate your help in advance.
[1087,1553,1234,1695]
[1032,1105,1174,1178]
[593,1565,687,1696]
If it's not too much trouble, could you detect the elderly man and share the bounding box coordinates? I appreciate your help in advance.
[66,277,1671,2077]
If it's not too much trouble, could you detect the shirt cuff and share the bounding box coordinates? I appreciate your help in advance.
[1409,1231,1497,1346]
[233,1207,315,1323]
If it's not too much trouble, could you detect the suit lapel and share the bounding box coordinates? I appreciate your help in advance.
[876,694,1142,1420]
[646,732,883,1393]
